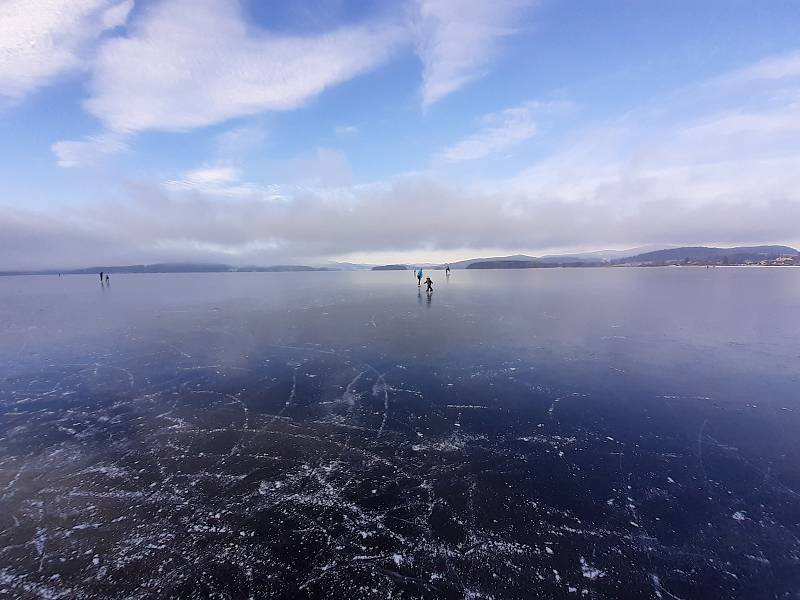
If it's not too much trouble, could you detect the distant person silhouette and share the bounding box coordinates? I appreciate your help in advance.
[416,268,423,286]
[425,275,433,293]
[99,271,103,282]
[445,264,451,276]
[105,274,110,284]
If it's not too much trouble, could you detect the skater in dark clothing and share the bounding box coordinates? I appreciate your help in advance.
[425,275,433,293]
[99,271,104,282]
[445,264,451,276]
[105,274,110,284]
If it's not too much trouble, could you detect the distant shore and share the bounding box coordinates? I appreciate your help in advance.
[2,244,798,276]
[3,264,799,277]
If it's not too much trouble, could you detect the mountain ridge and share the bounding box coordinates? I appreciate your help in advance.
[614,245,798,264]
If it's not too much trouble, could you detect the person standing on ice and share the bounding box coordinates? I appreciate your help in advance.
[416,268,423,286]
[425,275,433,293]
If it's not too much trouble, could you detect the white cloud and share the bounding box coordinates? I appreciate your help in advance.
[101,0,134,29]
[163,164,259,197]
[412,0,533,108]
[0,0,133,101]
[436,102,540,162]
[678,106,800,140]
[506,101,800,213]
[165,143,353,199]
[51,132,129,167]
[179,165,241,186]
[85,0,405,133]
[334,125,359,138]
[719,50,800,85]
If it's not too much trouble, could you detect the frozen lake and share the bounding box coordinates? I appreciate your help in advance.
[1,268,799,599]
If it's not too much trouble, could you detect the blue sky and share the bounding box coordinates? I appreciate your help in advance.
[2,0,800,268]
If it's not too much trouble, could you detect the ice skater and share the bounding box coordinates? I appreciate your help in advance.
[425,275,433,293]
[445,264,451,276]
[99,271,104,282]
[416,268,423,286]
[105,274,110,284]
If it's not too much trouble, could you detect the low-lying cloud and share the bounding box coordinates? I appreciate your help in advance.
[3,164,799,270]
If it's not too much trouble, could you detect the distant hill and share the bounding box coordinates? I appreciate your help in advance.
[372,264,410,271]
[443,245,799,270]
[445,247,670,269]
[467,260,545,269]
[0,263,331,276]
[445,254,537,270]
[539,245,674,263]
[466,260,592,270]
[617,245,798,265]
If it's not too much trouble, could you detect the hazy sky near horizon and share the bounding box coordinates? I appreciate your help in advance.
[2,0,800,268]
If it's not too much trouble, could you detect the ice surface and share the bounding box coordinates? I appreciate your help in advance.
[1,269,799,599]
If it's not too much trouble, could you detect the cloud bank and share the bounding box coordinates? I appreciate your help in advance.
[3,157,800,270]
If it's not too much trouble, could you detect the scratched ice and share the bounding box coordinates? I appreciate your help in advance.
[1,269,799,599]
